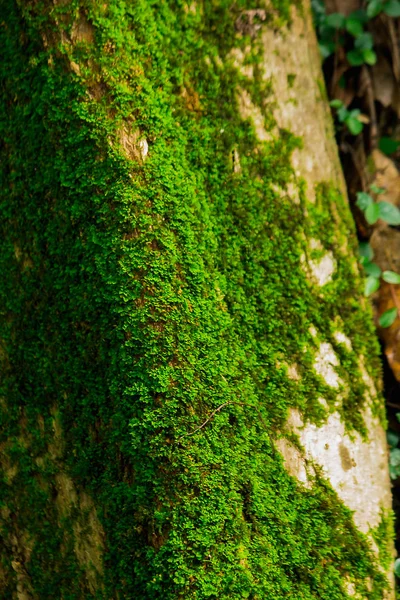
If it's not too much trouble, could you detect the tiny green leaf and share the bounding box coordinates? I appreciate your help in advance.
[326,13,346,28]
[362,48,377,64]
[347,49,365,65]
[365,202,380,224]
[394,557,400,577]
[355,32,374,50]
[384,0,400,17]
[378,201,400,225]
[367,0,384,18]
[364,262,382,277]
[345,17,364,36]
[330,99,344,109]
[382,270,400,284]
[390,448,400,467]
[387,429,400,448]
[369,184,386,194]
[346,116,363,135]
[337,106,348,122]
[356,191,373,210]
[379,307,397,327]
[365,275,380,296]
[359,241,374,261]
[319,42,335,58]
[379,136,400,155]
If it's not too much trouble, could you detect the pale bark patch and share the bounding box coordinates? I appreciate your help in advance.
[314,342,340,388]
[282,407,391,535]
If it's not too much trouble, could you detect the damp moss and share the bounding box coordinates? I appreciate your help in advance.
[0,0,391,598]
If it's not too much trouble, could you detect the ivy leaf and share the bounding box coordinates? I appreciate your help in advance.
[367,0,384,18]
[365,275,380,296]
[394,557,400,577]
[356,191,373,210]
[346,116,363,135]
[355,32,374,50]
[377,201,400,225]
[319,41,335,58]
[347,49,365,65]
[369,184,385,194]
[379,136,400,155]
[382,270,400,283]
[359,241,374,261]
[362,48,377,64]
[364,262,382,277]
[330,99,344,109]
[379,307,397,327]
[388,429,400,448]
[337,106,348,122]
[390,447,400,467]
[384,0,400,17]
[346,17,364,36]
[326,13,346,28]
[365,202,380,224]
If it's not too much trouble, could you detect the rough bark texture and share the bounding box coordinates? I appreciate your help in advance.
[0,0,394,598]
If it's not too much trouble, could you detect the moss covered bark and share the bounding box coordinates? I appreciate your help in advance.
[0,0,393,598]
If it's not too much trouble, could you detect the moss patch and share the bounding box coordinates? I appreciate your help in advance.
[0,0,390,598]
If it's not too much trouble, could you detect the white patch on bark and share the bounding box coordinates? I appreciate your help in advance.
[286,407,391,535]
[334,330,352,350]
[314,342,340,388]
[302,239,336,286]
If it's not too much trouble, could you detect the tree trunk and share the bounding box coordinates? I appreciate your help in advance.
[0,1,394,598]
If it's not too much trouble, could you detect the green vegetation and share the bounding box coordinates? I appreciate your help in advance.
[0,0,390,598]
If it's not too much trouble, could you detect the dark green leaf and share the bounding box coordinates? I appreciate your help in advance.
[384,0,400,17]
[382,270,400,283]
[365,275,380,295]
[319,42,335,58]
[330,99,344,108]
[346,116,363,135]
[337,106,348,122]
[388,429,400,448]
[378,201,400,225]
[364,262,382,277]
[347,49,365,65]
[390,448,400,467]
[346,17,364,36]
[326,13,346,28]
[367,0,384,18]
[379,307,397,327]
[359,241,374,261]
[356,191,373,210]
[394,557,400,576]
[379,136,400,155]
[365,202,380,223]
[370,184,386,194]
[362,48,377,64]
[355,32,374,49]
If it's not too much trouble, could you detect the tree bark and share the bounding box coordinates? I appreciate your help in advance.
[0,0,394,598]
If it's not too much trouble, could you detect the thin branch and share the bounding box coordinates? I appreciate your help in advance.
[178,400,269,440]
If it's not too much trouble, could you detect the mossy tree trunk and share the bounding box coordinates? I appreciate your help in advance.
[0,0,394,598]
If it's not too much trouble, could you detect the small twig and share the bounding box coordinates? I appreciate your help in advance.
[387,401,400,409]
[179,402,242,439]
[178,400,270,440]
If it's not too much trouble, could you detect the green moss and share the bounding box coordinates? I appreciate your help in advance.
[0,0,390,598]
[287,73,296,88]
